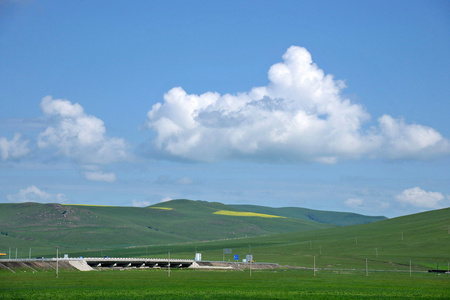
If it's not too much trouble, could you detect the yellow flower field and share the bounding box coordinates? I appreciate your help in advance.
[150,207,173,210]
[62,204,117,207]
[213,210,285,218]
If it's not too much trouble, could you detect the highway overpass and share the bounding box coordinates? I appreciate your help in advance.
[0,257,195,271]
[0,258,278,272]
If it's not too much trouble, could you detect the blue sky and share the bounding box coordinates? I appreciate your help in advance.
[1,0,449,217]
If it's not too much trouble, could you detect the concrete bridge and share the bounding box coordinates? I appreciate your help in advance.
[0,257,195,271]
[82,257,194,269]
[0,258,278,272]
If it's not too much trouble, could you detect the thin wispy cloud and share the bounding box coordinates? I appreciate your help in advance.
[83,171,117,182]
[146,46,450,163]
[155,175,195,185]
[344,198,363,208]
[132,200,151,207]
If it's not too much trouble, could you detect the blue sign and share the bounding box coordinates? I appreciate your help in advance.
[234,255,239,261]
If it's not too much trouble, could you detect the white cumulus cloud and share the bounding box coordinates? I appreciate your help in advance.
[38,96,129,165]
[7,185,68,203]
[376,115,449,160]
[145,46,450,163]
[396,187,445,209]
[0,133,30,161]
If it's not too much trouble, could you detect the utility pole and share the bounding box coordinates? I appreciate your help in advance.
[56,246,59,278]
[313,255,316,276]
[168,251,170,277]
[366,258,368,276]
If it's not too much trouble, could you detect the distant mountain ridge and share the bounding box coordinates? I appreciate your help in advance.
[0,199,386,251]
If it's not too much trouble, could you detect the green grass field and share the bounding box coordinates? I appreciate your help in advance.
[0,268,448,299]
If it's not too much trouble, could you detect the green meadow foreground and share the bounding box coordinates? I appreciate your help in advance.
[0,269,448,299]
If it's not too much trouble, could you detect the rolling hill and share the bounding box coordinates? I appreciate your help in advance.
[93,207,448,272]
[1,199,447,273]
[0,199,385,255]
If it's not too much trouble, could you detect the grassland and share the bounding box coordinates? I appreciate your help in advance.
[40,207,448,274]
[0,202,447,271]
[0,268,448,299]
[0,199,385,255]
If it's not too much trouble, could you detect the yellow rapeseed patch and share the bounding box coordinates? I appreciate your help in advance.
[150,207,173,210]
[62,204,116,207]
[213,210,285,218]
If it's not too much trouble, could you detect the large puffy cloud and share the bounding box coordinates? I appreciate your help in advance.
[0,133,30,161]
[146,46,449,163]
[7,185,69,203]
[38,96,129,165]
[396,187,445,209]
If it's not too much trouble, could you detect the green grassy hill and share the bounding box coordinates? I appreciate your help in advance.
[137,207,447,271]
[1,200,447,273]
[61,207,447,273]
[0,199,386,257]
